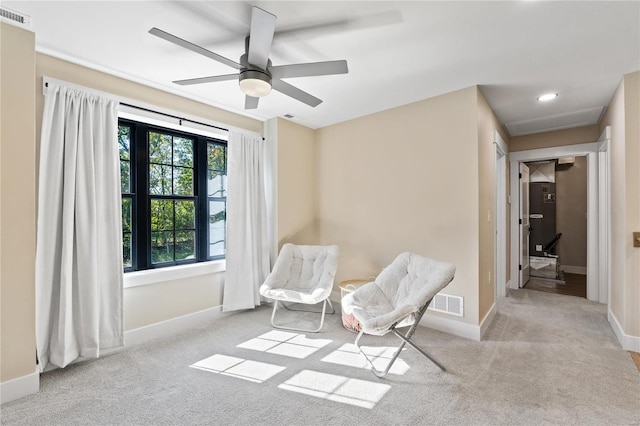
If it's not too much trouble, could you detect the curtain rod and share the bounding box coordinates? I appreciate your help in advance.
[43,79,265,140]
[120,102,229,133]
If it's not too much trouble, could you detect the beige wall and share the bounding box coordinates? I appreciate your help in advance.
[33,54,262,332]
[0,23,37,382]
[510,125,601,152]
[555,156,587,269]
[316,87,482,325]
[276,118,317,247]
[601,71,640,338]
[622,72,640,337]
[125,273,223,330]
[476,88,509,321]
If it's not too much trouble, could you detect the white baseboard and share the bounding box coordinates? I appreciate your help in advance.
[1,368,39,405]
[510,277,519,289]
[608,309,640,352]
[560,265,587,275]
[420,312,482,341]
[125,305,229,347]
[479,303,497,339]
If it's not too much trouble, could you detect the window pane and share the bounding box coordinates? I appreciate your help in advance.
[122,198,132,232]
[150,199,174,231]
[120,160,130,194]
[123,233,132,268]
[151,231,174,264]
[118,126,130,161]
[122,197,132,268]
[174,167,193,196]
[207,144,225,170]
[149,132,172,165]
[209,200,226,257]
[149,164,172,195]
[222,175,227,197]
[173,137,193,167]
[175,200,195,230]
[208,171,224,197]
[175,230,195,260]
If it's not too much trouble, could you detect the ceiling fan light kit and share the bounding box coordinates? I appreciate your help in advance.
[239,69,272,97]
[150,6,348,110]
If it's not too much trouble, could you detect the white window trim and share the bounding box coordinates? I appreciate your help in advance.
[124,259,226,288]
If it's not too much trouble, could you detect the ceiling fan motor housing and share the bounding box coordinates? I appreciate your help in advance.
[239,53,272,97]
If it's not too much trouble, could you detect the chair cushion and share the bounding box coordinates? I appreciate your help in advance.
[342,252,455,335]
[260,244,339,305]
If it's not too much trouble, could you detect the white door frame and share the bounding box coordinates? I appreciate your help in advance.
[519,162,531,288]
[508,129,610,304]
[494,132,508,298]
[597,127,611,303]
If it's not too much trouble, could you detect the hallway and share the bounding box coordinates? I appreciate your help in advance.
[524,272,586,298]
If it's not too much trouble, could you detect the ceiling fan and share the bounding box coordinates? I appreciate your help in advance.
[149,6,349,110]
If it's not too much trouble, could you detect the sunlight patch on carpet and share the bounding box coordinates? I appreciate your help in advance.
[321,343,410,375]
[190,354,285,383]
[279,370,391,409]
[237,330,332,359]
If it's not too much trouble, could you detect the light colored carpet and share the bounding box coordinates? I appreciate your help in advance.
[2,289,639,425]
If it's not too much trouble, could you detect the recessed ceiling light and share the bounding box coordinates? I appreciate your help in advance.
[537,93,558,102]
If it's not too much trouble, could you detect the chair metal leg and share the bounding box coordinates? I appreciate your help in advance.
[269,299,332,333]
[355,330,407,378]
[353,299,446,377]
[391,328,446,372]
[281,299,335,315]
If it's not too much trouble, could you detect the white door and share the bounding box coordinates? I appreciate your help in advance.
[519,163,530,288]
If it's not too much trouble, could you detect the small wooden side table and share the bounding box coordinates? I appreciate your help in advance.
[339,279,370,332]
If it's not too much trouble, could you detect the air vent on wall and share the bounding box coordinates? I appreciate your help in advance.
[428,293,464,317]
[0,6,31,28]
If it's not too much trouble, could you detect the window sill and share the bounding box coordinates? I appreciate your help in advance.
[124,260,226,289]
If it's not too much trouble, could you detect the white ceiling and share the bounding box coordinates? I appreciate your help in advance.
[4,1,639,135]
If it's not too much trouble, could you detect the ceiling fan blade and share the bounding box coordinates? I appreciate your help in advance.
[270,60,348,79]
[247,7,277,69]
[149,27,241,70]
[245,95,259,110]
[272,79,322,107]
[173,74,239,86]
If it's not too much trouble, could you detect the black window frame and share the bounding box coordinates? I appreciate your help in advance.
[119,117,227,272]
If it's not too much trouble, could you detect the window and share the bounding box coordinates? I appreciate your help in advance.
[118,118,227,271]
[207,142,227,257]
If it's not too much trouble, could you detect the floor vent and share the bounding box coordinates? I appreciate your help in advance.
[0,6,31,28]
[428,293,464,317]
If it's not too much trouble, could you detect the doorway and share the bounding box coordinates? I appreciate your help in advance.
[522,156,588,298]
[507,127,610,304]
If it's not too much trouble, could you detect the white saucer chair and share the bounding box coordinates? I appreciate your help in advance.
[342,252,455,377]
[260,243,339,333]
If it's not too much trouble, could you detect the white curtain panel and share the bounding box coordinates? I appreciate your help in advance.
[223,131,270,312]
[36,84,124,371]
